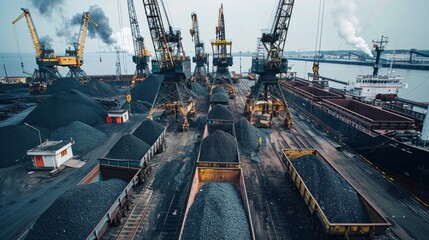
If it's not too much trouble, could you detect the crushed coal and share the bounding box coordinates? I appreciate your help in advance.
[125,74,163,113]
[43,77,82,95]
[106,134,150,160]
[207,124,234,136]
[208,104,233,121]
[182,182,251,240]
[0,125,50,168]
[234,119,265,154]
[200,130,238,163]
[293,154,370,223]
[133,119,165,145]
[26,179,127,240]
[50,121,107,156]
[211,87,227,95]
[80,79,118,97]
[191,82,208,96]
[210,93,229,103]
[23,90,108,131]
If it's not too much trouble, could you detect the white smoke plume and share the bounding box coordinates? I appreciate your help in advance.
[332,0,373,57]
[113,27,134,54]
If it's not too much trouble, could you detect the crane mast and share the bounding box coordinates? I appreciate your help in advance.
[210,4,235,98]
[190,13,209,84]
[142,0,195,131]
[12,8,61,90]
[127,0,150,83]
[245,0,295,128]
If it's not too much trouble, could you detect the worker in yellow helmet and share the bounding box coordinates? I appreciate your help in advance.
[257,136,262,151]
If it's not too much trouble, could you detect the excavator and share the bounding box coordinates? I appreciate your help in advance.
[12,8,61,94]
[142,0,196,131]
[245,0,295,128]
[210,4,235,98]
[190,13,209,85]
[57,12,98,84]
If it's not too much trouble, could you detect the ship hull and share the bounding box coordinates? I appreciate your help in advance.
[283,86,429,201]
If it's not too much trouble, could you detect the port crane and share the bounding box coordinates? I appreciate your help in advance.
[58,12,98,83]
[12,8,61,90]
[245,0,295,128]
[211,4,235,98]
[127,0,150,84]
[190,13,209,85]
[142,0,196,131]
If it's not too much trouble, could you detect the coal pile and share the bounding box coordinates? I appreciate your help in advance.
[26,179,127,240]
[293,154,370,223]
[200,130,238,163]
[208,104,233,121]
[234,119,265,154]
[130,74,163,104]
[182,182,251,240]
[50,121,107,156]
[0,125,50,168]
[191,82,208,96]
[23,90,108,131]
[80,79,118,97]
[210,93,229,103]
[43,77,82,95]
[133,119,165,145]
[207,124,234,136]
[106,134,150,160]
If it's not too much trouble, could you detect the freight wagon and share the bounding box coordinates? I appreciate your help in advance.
[178,167,255,239]
[282,149,390,239]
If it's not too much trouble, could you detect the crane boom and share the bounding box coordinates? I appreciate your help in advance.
[75,12,98,65]
[12,8,42,57]
[190,13,208,83]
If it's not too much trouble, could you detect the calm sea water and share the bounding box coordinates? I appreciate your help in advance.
[1,52,428,102]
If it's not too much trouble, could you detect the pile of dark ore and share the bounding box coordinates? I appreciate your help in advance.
[208,104,233,121]
[80,79,118,97]
[50,121,107,156]
[23,90,107,131]
[43,77,82,95]
[210,93,229,103]
[191,82,208,96]
[133,119,165,145]
[26,179,127,240]
[0,125,50,168]
[182,182,251,240]
[125,74,163,113]
[293,154,370,223]
[211,87,227,95]
[200,130,238,163]
[234,119,265,154]
[106,133,150,160]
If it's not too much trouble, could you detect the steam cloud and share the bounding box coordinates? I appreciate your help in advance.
[39,35,54,48]
[56,5,116,46]
[332,0,373,57]
[30,0,64,17]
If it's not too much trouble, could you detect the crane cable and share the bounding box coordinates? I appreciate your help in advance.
[13,25,25,73]
[116,0,128,89]
[314,0,326,59]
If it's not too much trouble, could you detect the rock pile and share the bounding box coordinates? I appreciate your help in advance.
[234,119,265,154]
[106,134,150,160]
[200,130,238,163]
[26,179,127,240]
[293,154,370,223]
[182,182,251,240]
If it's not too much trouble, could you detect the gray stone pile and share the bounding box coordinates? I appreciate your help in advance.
[26,179,127,240]
[293,154,370,223]
[200,130,238,163]
[106,134,150,160]
[182,182,251,240]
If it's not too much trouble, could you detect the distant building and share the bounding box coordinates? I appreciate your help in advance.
[27,140,75,168]
[106,109,129,123]
[0,76,27,84]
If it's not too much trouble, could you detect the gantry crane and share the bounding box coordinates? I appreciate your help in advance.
[210,4,235,98]
[245,0,295,128]
[12,8,61,88]
[127,0,150,85]
[142,0,196,131]
[190,13,209,85]
[57,12,98,83]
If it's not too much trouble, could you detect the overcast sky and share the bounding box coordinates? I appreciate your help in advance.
[1,0,428,56]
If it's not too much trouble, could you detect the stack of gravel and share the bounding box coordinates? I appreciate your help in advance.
[234,119,265,154]
[293,154,370,223]
[26,179,127,240]
[50,121,107,156]
[133,119,165,145]
[182,182,251,240]
[43,77,82,95]
[210,93,229,103]
[208,105,233,121]
[80,79,118,97]
[191,82,208,96]
[0,125,50,168]
[106,134,150,160]
[200,130,238,163]
[23,90,108,131]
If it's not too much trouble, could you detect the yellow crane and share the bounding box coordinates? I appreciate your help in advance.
[12,8,61,86]
[57,12,98,83]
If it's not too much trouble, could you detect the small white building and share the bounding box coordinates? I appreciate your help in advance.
[27,140,75,169]
[106,109,129,124]
[0,76,27,84]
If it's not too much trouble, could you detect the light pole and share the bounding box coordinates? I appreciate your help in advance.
[24,123,42,146]
[239,51,242,77]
